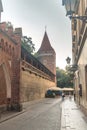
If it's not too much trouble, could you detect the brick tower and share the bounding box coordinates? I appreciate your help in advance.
[37,31,56,76]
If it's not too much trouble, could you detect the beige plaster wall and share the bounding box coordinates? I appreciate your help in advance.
[78,39,87,109]
[20,70,55,102]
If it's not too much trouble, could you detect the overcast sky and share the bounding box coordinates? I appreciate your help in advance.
[1,0,72,69]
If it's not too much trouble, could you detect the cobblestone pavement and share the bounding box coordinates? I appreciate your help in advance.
[61,97,87,130]
[0,98,61,130]
[1,97,87,130]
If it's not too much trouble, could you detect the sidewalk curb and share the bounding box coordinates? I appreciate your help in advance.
[0,110,26,123]
[61,102,66,130]
[0,98,45,123]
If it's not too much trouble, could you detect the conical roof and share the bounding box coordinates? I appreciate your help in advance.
[0,0,3,12]
[38,31,55,53]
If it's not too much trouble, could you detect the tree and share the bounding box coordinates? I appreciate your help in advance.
[21,36,35,54]
[6,22,13,28]
[56,67,73,88]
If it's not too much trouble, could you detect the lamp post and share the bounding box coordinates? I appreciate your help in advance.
[62,0,87,22]
[66,56,78,72]
[66,56,71,65]
[66,57,78,84]
[66,57,79,99]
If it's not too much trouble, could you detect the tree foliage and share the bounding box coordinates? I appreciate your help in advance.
[21,36,35,54]
[56,67,73,88]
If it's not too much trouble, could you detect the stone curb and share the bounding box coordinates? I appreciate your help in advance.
[61,104,66,130]
[0,98,60,124]
[0,98,45,123]
[0,110,26,123]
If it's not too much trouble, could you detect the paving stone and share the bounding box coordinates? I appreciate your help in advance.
[61,97,87,130]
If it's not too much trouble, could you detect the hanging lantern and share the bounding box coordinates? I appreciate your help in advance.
[62,0,80,16]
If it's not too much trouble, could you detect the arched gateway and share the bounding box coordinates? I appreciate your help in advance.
[0,63,11,110]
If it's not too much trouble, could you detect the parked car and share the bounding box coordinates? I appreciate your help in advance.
[45,90,56,98]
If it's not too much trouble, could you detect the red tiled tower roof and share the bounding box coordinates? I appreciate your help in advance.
[37,31,56,77]
[38,31,55,53]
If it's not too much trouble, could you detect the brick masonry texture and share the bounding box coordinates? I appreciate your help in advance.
[0,22,56,111]
[0,22,22,111]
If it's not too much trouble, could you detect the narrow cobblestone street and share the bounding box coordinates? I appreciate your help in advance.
[0,98,61,130]
[1,97,87,130]
[0,0,87,130]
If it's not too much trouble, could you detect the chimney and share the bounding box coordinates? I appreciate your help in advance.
[0,22,7,31]
[7,26,13,35]
[14,28,22,37]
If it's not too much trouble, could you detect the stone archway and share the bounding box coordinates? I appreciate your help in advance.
[0,63,11,110]
[3,63,11,98]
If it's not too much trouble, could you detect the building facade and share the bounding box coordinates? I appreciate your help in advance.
[71,0,87,113]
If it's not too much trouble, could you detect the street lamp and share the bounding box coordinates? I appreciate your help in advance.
[62,0,87,22]
[66,56,71,65]
[66,56,78,72]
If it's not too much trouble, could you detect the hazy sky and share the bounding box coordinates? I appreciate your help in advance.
[1,0,72,69]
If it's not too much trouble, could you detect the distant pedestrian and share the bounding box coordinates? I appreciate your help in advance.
[74,91,76,101]
[62,92,65,101]
[69,92,72,100]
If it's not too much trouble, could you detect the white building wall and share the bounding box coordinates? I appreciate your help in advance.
[78,39,87,109]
